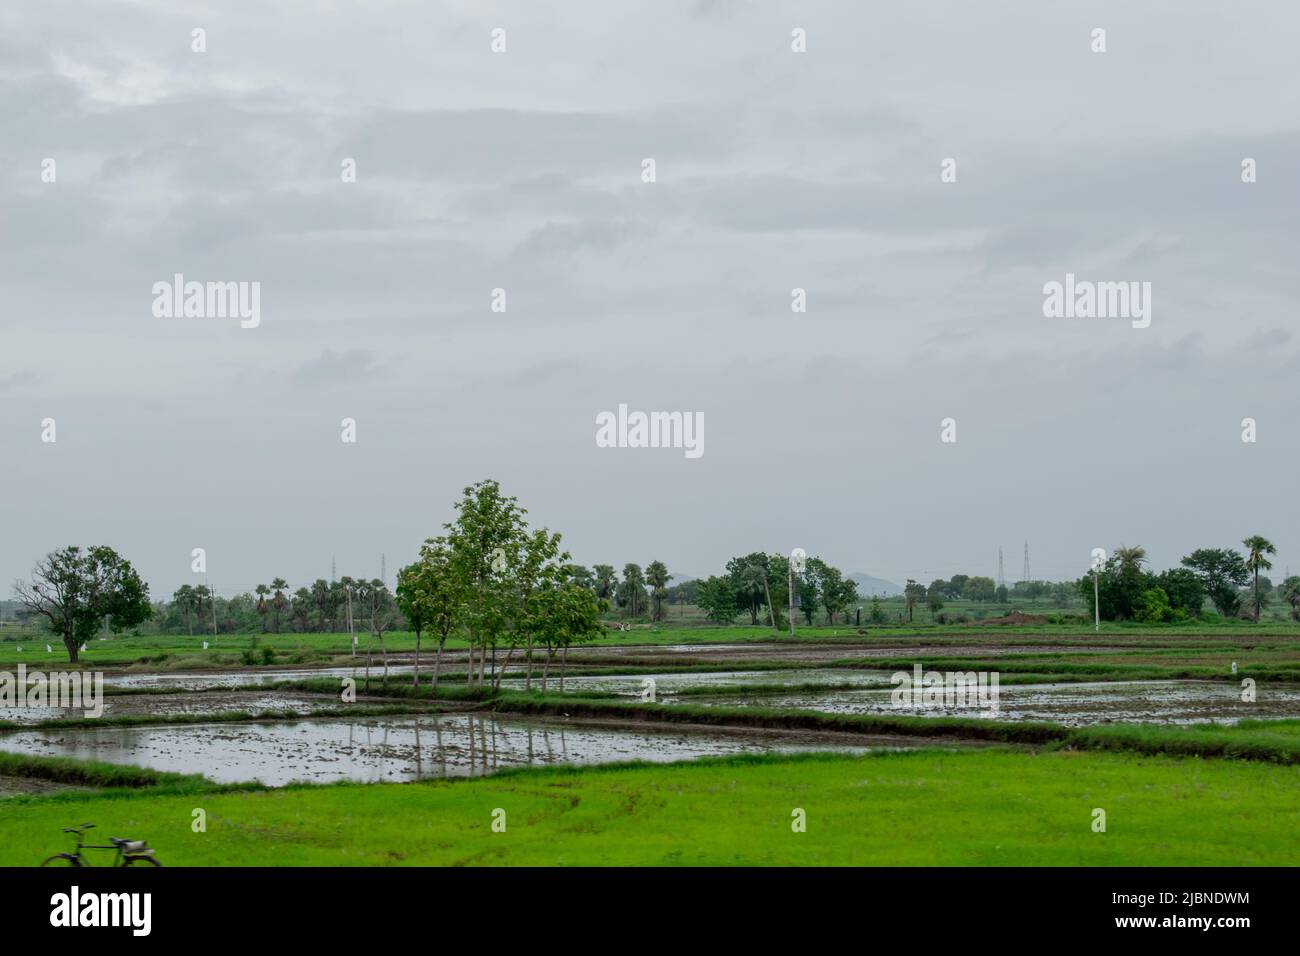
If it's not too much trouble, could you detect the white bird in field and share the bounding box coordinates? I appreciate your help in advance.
[46,644,52,653]
[1232,661,1238,674]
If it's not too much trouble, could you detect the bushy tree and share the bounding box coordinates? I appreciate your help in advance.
[903,579,925,622]
[533,581,603,691]
[1152,568,1204,617]
[1137,587,1176,623]
[926,581,945,620]
[14,546,152,663]
[1181,548,1250,617]
[696,575,737,625]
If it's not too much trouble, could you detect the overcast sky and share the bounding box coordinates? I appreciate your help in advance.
[3,1,1298,598]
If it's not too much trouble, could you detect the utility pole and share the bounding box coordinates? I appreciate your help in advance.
[1091,550,1102,633]
[788,560,796,637]
[1093,571,1100,632]
[346,584,355,656]
[208,578,217,638]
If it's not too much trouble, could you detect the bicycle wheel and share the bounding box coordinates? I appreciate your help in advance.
[123,856,162,867]
[40,854,82,867]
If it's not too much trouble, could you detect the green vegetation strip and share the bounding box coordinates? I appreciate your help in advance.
[2,749,1297,865]
[0,752,212,791]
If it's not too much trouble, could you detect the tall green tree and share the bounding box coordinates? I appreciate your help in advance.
[903,579,925,623]
[397,539,462,695]
[310,579,331,632]
[270,577,288,633]
[1181,548,1250,617]
[14,546,152,663]
[1242,535,1276,622]
[645,560,670,622]
[291,588,312,631]
[726,553,769,625]
[808,559,849,625]
[366,579,400,686]
[592,565,618,606]
[173,584,197,635]
[533,581,604,692]
[696,575,737,625]
[445,480,529,688]
[1282,576,1300,622]
[618,563,648,618]
[501,527,566,690]
[254,584,270,632]
[926,580,945,620]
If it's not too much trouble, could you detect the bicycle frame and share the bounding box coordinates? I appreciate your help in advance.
[50,825,157,867]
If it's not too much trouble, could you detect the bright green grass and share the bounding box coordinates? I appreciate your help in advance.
[3,748,1297,866]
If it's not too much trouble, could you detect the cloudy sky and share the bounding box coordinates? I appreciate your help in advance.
[3,0,1298,598]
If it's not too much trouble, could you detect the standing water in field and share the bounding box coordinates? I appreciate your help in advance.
[0,712,922,786]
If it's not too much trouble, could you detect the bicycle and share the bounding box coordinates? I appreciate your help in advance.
[40,823,163,867]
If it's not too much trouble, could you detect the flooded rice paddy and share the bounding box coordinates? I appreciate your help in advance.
[680,679,1300,726]
[0,713,914,786]
[0,691,346,726]
[5,650,1297,786]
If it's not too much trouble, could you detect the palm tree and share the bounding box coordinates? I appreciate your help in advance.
[1282,576,1300,622]
[270,578,288,633]
[194,585,213,634]
[254,584,270,632]
[592,565,618,606]
[1242,536,1276,622]
[173,584,197,635]
[620,563,646,618]
[1114,545,1147,572]
[310,579,330,632]
[645,560,670,622]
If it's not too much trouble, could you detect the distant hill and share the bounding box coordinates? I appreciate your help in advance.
[847,573,904,597]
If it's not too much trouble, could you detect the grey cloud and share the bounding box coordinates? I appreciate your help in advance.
[291,349,379,389]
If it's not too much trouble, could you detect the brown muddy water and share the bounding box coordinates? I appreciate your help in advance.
[681,680,1300,726]
[0,714,930,786]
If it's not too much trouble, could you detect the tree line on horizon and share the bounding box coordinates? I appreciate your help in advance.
[1079,537,1298,623]
[11,517,1298,667]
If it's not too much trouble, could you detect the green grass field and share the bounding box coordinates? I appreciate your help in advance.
[5,620,1300,671]
[4,622,1299,867]
[5,748,1298,866]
